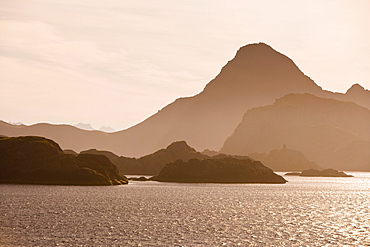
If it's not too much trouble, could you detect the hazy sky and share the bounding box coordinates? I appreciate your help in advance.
[1,0,369,130]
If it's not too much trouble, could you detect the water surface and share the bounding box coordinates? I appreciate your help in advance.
[1,172,369,246]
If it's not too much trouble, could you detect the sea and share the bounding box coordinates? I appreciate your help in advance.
[1,172,369,247]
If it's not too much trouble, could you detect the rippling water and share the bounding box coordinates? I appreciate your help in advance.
[1,172,369,246]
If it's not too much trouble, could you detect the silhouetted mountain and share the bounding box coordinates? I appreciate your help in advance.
[152,157,287,183]
[249,145,321,172]
[343,83,370,110]
[115,43,328,156]
[117,141,207,175]
[0,136,127,185]
[1,43,369,157]
[221,93,370,170]
[82,141,208,175]
[82,141,259,175]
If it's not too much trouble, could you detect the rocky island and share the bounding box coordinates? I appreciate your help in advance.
[152,157,287,183]
[285,168,353,177]
[81,141,209,175]
[0,136,128,185]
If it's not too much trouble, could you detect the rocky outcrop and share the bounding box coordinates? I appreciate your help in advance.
[285,169,353,177]
[82,141,209,175]
[0,136,128,185]
[152,157,287,183]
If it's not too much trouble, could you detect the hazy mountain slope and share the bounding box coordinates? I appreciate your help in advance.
[249,146,321,172]
[1,43,369,157]
[0,121,113,152]
[221,93,370,169]
[320,140,370,171]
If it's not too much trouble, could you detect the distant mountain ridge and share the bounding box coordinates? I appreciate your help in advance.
[73,123,116,133]
[249,145,321,172]
[221,93,370,170]
[1,43,369,157]
[74,123,95,131]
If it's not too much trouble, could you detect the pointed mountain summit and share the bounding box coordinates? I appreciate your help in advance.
[166,141,197,155]
[346,83,366,93]
[202,43,323,97]
[1,43,368,156]
[109,43,326,155]
[344,83,370,110]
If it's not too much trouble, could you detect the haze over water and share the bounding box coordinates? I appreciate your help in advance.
[1,173,369,246]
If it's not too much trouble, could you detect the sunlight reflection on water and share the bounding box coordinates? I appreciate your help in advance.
[0,172,369,246]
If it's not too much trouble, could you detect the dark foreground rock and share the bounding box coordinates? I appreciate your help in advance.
[152,157,287,183]
[285,168,353,177]
[0,136,128,185]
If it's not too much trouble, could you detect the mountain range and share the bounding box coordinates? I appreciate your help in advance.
[80,140,323,174]
[1,43,369,171]
[74,123,116,133]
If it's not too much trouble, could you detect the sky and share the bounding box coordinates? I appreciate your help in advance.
[1,0,369,130]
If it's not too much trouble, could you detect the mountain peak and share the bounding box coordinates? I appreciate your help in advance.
[346,83,367,94]
[238,42,274,52]
[203,42,322,97]
[166,141,196,154]
[234,42,283,60]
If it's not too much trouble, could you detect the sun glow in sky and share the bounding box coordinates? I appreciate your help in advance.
[1,0,369,130]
